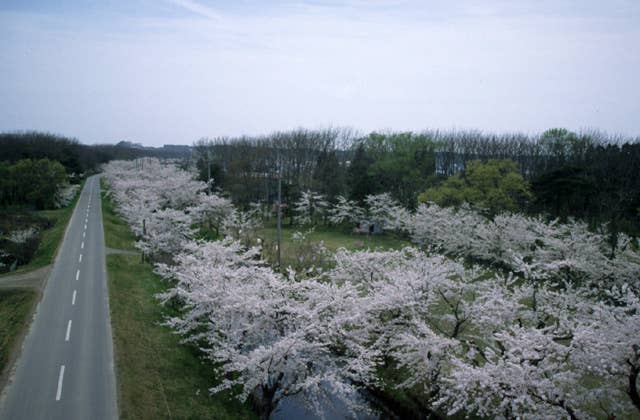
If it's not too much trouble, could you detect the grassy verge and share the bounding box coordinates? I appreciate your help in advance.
[102,187,255,419]
[0,290,37,373]
[2,180,85,274]
[100,180,137,251]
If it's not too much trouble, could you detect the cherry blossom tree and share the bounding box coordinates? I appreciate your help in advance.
[288,229,331,274]
[327,195,365,226]
[5,227,40,265]
[364,193,410,232]
[54,184,80,208]
[103,158,206,233]
[8,227,39,245]
[221,207,262,248]
[293,190,328,226]
[410,202,482,257]
[137,208,196,261]
[187,192,234,236]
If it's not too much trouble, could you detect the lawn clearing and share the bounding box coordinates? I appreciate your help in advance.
[258,224,411,269]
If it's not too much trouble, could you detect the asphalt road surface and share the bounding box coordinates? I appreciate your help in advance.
[0,175,117,420]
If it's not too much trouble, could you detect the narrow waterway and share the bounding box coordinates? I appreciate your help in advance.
[271,385,380,420]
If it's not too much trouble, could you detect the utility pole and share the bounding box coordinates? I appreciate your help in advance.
[141,218,146,263]
[276,163,282,271]
[207,150,212,194]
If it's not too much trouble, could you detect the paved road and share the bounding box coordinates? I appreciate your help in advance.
[0,176,118,420]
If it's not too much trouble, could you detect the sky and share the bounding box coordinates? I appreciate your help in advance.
[1,0,639,146]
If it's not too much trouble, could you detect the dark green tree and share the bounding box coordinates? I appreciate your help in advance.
[9,159,67,209]
[531,166,595,221]
[347,144,375,203]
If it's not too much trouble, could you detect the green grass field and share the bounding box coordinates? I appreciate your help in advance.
[0,289,36,374]
[257,223,411,269]
[102,185,255,420]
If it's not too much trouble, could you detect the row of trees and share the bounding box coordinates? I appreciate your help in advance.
[410,203,640,289]
[293,190,408,231]
[104,159,639,419]
[192,128,354,207]
[193,129,438,210]
[103,159,261,259]
[193,128,640,235]
[0,131,197,209]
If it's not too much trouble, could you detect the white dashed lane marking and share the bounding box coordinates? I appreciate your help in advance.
[55,365,65,401]
[65,320,72,342]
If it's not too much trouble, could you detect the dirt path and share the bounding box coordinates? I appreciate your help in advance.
[105,247,138,256]
[0,265,51,290]
[0,248,136,290]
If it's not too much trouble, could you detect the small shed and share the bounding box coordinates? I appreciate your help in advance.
[357,221,383,235]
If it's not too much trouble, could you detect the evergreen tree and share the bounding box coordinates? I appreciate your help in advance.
[347,144,374,203]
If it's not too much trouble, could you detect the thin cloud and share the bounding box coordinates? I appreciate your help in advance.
[168,0,223,22]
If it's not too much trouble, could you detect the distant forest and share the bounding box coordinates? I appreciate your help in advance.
[0,132,191,175]
[0,131,191,209]
[193,128,640,236]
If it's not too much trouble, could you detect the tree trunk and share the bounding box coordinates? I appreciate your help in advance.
[628,364,640,413]
[252,384,277,420]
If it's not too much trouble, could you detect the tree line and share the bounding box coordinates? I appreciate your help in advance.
[194,128,640,235]
[193,129,439,211]
[0,131,191,176]
[0,131,192,210]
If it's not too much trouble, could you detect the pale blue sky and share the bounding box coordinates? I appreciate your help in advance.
[1,0,639,146]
